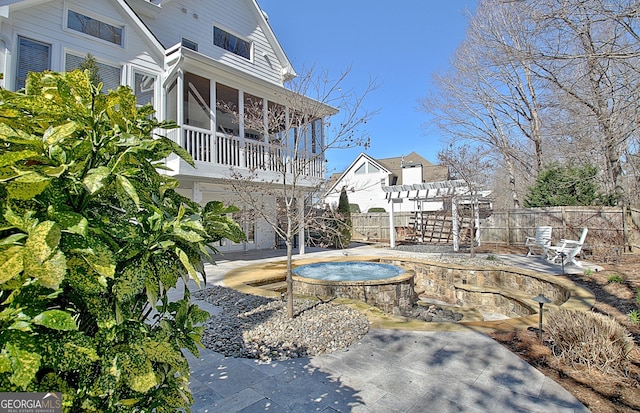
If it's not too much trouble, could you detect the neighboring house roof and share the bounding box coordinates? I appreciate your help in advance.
[377,151,449,185]
[323,152,392,197]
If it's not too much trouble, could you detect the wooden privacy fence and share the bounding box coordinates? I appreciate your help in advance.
[350,207,639,260]
[350,211,471,244]
[351,212,406,243]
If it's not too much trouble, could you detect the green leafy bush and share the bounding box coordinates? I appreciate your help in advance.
[0,71,244,411]
[367,207,385,213]
[546,309,634,374]
[523,163,615,207]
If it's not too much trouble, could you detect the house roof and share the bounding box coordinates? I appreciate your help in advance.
[322,151,449,198]
[252,0,296,81]
[378,152,449,185]
[377,151,449,185]
[322,153,390,197]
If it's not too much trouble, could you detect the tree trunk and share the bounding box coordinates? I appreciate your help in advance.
[506,158,520,209]
[286,239,294,319]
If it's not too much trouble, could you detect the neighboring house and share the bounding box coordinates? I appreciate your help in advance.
[0,0,334,252]
[323,152,450,213]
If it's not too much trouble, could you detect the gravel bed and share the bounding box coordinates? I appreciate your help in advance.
[392,245,508,267]
[193,286,369,362]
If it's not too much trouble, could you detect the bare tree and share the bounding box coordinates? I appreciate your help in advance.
[426,0,640,206]
[423,0,552,209]
[516,0,640,204]
[438,143,492,257]
[219,67,378,318]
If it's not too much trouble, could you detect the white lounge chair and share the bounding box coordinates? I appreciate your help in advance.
[545,227,589,267]
[525,226,552,257]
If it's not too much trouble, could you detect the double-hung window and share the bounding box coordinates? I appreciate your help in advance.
[16,36,50,90]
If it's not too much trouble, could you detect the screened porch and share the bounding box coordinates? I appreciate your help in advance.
[164,70,325,179]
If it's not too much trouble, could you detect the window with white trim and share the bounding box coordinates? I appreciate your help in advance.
[133,71,156,107]
[67,9,123,46]
[213,26,251,59]
[16,36,50,90]
[65,53,121,93]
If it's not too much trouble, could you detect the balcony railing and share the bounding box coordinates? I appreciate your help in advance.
[166,125,324,179]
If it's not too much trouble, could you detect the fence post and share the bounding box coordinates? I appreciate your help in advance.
[506,209,511,246]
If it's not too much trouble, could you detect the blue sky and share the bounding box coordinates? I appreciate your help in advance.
[257,0,476,175]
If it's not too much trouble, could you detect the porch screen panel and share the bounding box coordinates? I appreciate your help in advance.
[16,36,51,90]
[312,119,322,154]
[216,83,238,135]
[184,72,211,129]
[243,93,263,140]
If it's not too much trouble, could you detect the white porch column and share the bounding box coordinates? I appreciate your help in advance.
[298,196,305,255]
[177,70,184,130]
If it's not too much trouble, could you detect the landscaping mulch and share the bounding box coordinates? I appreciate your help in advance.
[481,247,640,413]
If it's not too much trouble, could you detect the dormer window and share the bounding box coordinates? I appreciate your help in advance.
[67,10,123,46]
[213,26,251,59]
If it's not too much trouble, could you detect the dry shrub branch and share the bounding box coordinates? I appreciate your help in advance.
[546,308,635,375]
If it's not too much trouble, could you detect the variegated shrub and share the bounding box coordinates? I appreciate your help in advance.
[0,71,245,411]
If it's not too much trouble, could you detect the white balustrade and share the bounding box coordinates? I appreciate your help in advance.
[171,126,323,178]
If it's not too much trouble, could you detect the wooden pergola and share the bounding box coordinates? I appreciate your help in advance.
[382,180,491,250]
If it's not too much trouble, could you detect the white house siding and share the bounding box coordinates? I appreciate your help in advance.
[135,0,285,86]
[195,182,278,252]
[2,0,163,92]
[325,172,390,213]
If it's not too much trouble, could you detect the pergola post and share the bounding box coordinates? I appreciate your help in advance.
[389,200,396,248]
[452,197,459,252]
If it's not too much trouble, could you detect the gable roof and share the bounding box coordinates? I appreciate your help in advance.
[252,0,296,80]
[377,151,449,185]
[323,152,391,197]
[127,0,297,82]
[323,151,450,197]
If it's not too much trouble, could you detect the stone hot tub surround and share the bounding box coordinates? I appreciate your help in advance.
[379,258,571,318]
[292,264,416,315]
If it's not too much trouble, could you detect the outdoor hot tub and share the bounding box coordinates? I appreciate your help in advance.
[292,260,416,314]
